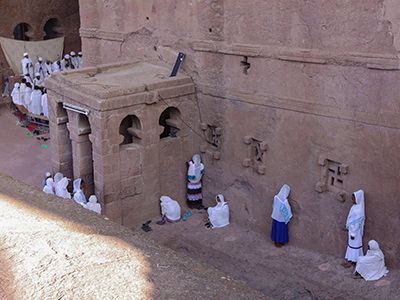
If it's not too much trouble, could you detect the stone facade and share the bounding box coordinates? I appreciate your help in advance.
[46,61,195,227]
[75,0,400,267]
[0,0,81,91]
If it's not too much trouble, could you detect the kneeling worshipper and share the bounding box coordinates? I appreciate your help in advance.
[342,190,365,268]
[270,184,292,247]
[187,154,205,209]
[11,83,21,106]
[206,194,229,229]
[87,195,101,214]
[158,196,181,224]
[73,178,87,207]
[42,178,55,195]
[55,177,71,199]
[41,172,52,189]
[354,240,389,281]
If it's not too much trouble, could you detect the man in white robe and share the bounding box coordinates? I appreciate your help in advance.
[70,51,79,69]
[77,52,83,68]
[355,240,388,281]
[21,53,33,79]
[33,73,44,88]
[44,60,52,78]
[87,195,101,214]
[41,90,49,118]
[24,82,32,111]
[34,57,46,79]
[29,86,42,115]
[61,54,72,71]
[11,83,21,105]
[52,60,61,72]
[207,194,229,229]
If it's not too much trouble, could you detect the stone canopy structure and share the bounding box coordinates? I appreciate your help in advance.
[46,61,195,226]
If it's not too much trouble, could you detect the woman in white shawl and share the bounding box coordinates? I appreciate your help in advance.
[343,189,365,267]
[42,178,54,195]
[73,178,87,207]
[55,177,71,199]
[270,184,292,247]
[87,195,101,214]
[11,83,21,105]
[187,154,205,209]
[207,194,229,229]
[354,240,388,281]
[53,172,63,191]
[159,196,181,223]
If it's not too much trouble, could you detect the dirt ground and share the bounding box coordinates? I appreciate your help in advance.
[135,208,398,300]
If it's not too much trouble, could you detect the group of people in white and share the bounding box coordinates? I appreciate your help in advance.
[271,185,388,281]
[10,51,84,117]
[41,171,101,215]
[158,154,230,229]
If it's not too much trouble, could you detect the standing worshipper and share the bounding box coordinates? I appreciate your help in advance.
[52,60,61,72]
[70,51,79,69]
[87,195,101,214]
[270,184,293,247]
[55,177,71,199]
[44,60,52,78]
[61,54,72,71]
[20,79,26,105]
[3,77,9,96]
[24,73,33,85]
[73,178,87,207]
[33,73,44,88]
[354,240,389,281]
[342,189,365,268]
[42,178,55,195]
[206,194,229,229]
[77,52,83,68]
[21,53,33,79]
[11,83,21,106]
[41,89,49,119]
[34,57,45,79]
[29,86,42,115]
[187,154,205,209]
[24,82,32,111]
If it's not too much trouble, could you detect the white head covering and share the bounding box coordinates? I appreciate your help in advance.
[11,83,20,105]
[87,195,101,214]
[23,53,28,57]
[346,189,365,236]
[70,51,75,56]
[43,178,55,195]
[38,57,43,61]
[55,177,71,199]
[78,52,82,56]
[14,83,20,88]
[64,54,70,59]
[271,184,292,223]
[355,240,389,281]
[188,154,204,183]
[160,196,181,222]
[54,172,63,184]
[73,178,82,193]
[207,194,229,228]
[35,72,40,77]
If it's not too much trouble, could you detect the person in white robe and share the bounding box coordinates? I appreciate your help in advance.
[52,60,61,72]
[11,83,21,105]
[270,184,293,247]
[24,82,32,111]
[70,51,79,69]
[72,178,87,207]
[33,73,44,88]
[29,86,42,115]
[87,195,101,214]
[77,52,83,68]
[34,57,45,79]
[21,53,33,79]
[44,60,52,78]
[61,54,72,71]
[354,240,389,281]
[207,194,229,229]
[43,178,55,195]
[24,74,33,85]
[55,177,71,199]
[343,189,365,267]
[160,196,181,222]
[19,79,26,105]
[187,154,205,209]
[41,89,49,118]
[53,172,63,191]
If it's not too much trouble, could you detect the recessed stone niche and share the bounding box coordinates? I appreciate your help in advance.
[242,136,268,175]
[46,61,195,227]
[200,123,222,160]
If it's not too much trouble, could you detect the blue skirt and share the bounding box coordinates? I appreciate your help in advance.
[271,219,289,244]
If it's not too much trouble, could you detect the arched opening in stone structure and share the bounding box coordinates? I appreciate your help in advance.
[159,107,181,139]
[119,115,142,146]
[55,103,73,180]
[43,18,63,40]
[13,23,32,41]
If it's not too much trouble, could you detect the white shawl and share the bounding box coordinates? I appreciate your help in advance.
[356,240,389,281]
[346,189,365,237]
[188,154,204,183]
[208,194,229,228]
[271,184,292,223]
[160,196,181,221]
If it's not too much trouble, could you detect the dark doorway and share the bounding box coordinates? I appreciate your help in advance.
[43,18,63,40]
[13,23,32,41]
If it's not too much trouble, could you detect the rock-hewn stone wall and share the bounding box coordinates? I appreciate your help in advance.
[79,1,400,267]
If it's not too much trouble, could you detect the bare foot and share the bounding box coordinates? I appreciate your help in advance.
[274,242,282,248]
[341,261,353,268]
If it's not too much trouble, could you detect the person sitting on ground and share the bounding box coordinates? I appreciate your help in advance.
[29,85,42,115]
[87,195,101,214]
[158,196,181,224]
[271,184,293,247]
[41,172,52,189]
[42,178,55,195]
[53,172,63,191]
[73,178,87,207]
[24,82,32,111]
[187,154,205,209]
[11,83,21,106]
[354,240,388,281]
[206,194,229,229]
[55,177,71,199]
[342,190,365,268]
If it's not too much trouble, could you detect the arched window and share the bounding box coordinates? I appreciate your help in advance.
[13,23,32,41]
[44,18,63,40]
[159,107,181,139]
[119,115,142,146]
